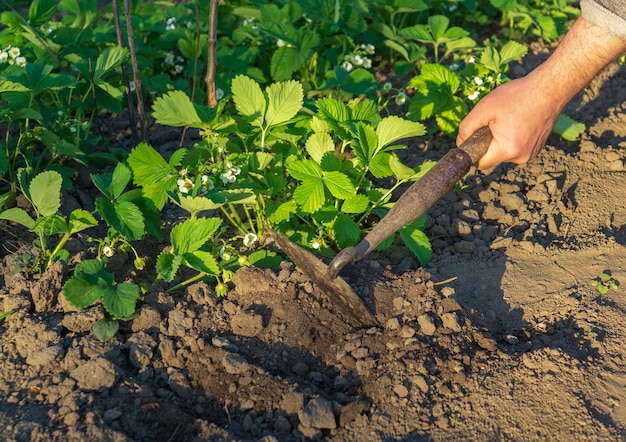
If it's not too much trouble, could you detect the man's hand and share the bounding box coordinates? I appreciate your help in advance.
[456,16,626,171]
[456,75,560,170]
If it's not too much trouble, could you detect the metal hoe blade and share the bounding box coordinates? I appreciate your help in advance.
[266,226,379,327]
[266,126,492,325]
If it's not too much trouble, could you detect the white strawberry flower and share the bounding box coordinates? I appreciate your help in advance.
[243,233,258,247]
[177,178,194,193]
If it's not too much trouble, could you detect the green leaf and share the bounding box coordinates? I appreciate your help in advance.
[266,199,296,224]
[498,40,528,65]
[152,91,202,127]
[322,171,355,200]
[554,114,585,141]
[399,218,432,267]
[293,180,325,213]
[62,260,112,309]
[171,217,222,255]
[232,75,265,127]
[68,209,98,234]
[333,214,361,248]
[184,250,220,275]
[29,171,62,216]
[34,215,68,236]
[247,249,282,268]
[169,193,225,214]
[127,143,176,209]
[351,122,379,168]
[320,151,341,172]
[156,251,180,282]
[389,154,419,181]
[337,68,378,98]
[305,132,335,163]
[91,163,131,200]
[368,152,393,179]
[287,159,323,181]
[428,15,450,41]
[0,207,36,230]
[96,198,145,241]
[376,116,426,151]
[91,318,119,341]
[28,0,57,24]
[265,80,303,127]
[94,47,128,83]
[341,194,370,214]
[102,283,140,318]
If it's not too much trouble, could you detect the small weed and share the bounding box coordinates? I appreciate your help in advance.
[592,272,619,295]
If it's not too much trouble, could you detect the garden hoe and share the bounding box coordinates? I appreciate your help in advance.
[265,126,492,327]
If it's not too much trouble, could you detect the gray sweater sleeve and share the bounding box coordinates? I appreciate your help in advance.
[580,0,626,40]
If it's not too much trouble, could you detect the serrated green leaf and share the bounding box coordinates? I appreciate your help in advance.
[554,114,585,141]
[171,217,222,255]
[293,180,325,213]
[156,251,180,282]
[352,122,378,166]
[429,15,450,41]
[480,46,501,72]
[127,143,176,209]
[91,318,119,341]
[91,163,131,200]
[62,259,112,308]
[389,153,418,181]
[0,207,36,230]
[265,80,303,127]
[320,151,341,172]
[96,198,145,241]
[323,171,355,199]
[398,24,432,42]
[247,249,282,268]
[102,283,140,318]
[399,217,432,267]
[266,199,296,224]
[152,91,202,127]
[305,132,335,163]
[68,209,98,234]
[184,250,220,275]
[34,215,68,236]
[286,159,323,181]
[333,214,361,248]
[408,63,460,94]
[29,171,62,216]
[377,116,426,151]
[311,205,338,223]
[368,152,393,179]
[169,193,225,214]
[232,74,265,127]
[94,47,128,83]
[341,194,370,214]
[498,40,528,65]
[338,68,378,98]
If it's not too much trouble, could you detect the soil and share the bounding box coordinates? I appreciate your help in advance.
[2,43,626,442]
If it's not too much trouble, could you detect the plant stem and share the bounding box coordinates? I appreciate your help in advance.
[122,0,147,142]
[165,271,208,294]
[47,232,71,268]
[111,0,139,144]
[206,0,223,108]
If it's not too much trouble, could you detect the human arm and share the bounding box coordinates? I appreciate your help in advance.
[456,16,626,171]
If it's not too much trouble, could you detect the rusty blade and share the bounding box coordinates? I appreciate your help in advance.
[265,226,378,328]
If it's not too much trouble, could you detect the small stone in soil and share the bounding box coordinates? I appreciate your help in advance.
[299,397,337,429]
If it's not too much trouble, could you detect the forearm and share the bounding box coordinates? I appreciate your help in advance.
[528,16,626,111]
[457,16,626,170]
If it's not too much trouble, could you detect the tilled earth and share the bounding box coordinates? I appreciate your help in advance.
[2,49,626,441]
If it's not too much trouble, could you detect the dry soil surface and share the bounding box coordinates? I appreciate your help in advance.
[2,48,626,441]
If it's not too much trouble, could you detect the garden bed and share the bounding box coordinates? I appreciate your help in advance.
[2,37,626,441]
